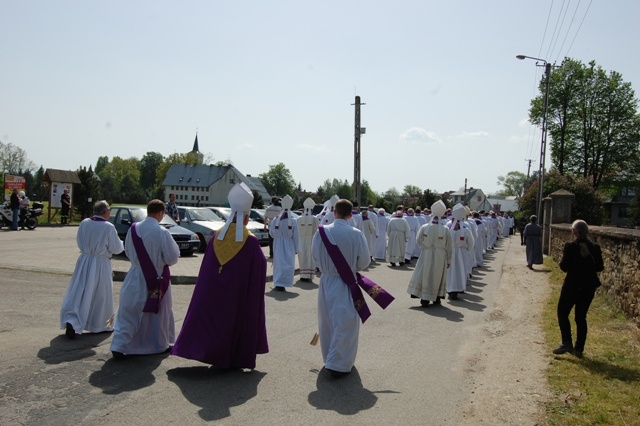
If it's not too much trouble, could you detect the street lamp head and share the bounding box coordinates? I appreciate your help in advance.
[515,54,548,64]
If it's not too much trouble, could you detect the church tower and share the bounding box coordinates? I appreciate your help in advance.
[190,132,204,164]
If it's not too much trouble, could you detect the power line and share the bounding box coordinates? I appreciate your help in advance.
[554,0,582,64]
[537,0,555,58]
[564,0,593,59]
[545,0,570,60]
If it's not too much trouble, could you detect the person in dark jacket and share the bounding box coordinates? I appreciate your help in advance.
[10,188,20,230]
[523,215,543,269]
[552,219,604,358]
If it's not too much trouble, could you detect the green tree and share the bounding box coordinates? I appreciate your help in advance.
[95,156,109,175]
[32,165,46,200]
[519,169,603,225]
[496,171,528,197]
[139,151,164,198]
[360,180,377,206]
[258,163,296,197]
[98,156,142,203]
[403,185,422,197]
[74,166,104,219]
[415,189,440,210]
[530,58,640,191]
[0,141,35,175]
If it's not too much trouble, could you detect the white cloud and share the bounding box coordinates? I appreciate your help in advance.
[399,127,442,145]
[518,117,531,127]
[452,131,490,139]
[295,144,331,154]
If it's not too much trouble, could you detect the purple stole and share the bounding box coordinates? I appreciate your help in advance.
[90,215,107,222]
[318,225,394,323]
[130,223,171,314]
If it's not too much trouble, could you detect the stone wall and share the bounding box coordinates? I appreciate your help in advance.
[550,224,640,326]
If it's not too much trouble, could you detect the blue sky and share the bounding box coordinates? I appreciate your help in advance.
[2,1,639,196]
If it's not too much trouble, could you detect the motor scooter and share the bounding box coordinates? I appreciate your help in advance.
[0,201,44,230]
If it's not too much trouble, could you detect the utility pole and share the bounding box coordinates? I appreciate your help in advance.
[524,158,536,179]
[352,96,366,205]
[463,178,468,206]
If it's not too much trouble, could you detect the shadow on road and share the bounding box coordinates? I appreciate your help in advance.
[408,305,465,322]
[307,367,381,414]
[265,288,300,301]
[38,333,112,364]
[89,353,169,394]
[166,366,266,421]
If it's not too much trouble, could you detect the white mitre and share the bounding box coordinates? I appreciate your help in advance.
[303,197,315,215]
[217,183,253,242]
[452,203,466,221]
[430,200,446,219]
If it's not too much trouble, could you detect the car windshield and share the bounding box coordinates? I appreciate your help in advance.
[160,214,177,227]
[190,208,222,222]
[212,208,231,220]
[127,208,147,222]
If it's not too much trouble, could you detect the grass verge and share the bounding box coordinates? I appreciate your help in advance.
[541,257,640,425]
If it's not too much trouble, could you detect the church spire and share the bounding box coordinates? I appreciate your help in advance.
[192,132,200,153]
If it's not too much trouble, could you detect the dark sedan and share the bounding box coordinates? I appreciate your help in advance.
[109,205,200,256]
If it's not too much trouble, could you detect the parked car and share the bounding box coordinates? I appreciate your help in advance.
[208,207,270,246]
[108,206,200,257]
[250,209,266,224]
[177,206,226,252]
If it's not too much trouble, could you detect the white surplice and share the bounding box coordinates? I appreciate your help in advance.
[374,213,389,260]
[270,212,300,287]
[361,217,377,256]
[297,212,318,279]
[446,224,474,294]
[312,219,370,373]
[407,222,453,301]
[110,217,180,355]
[404,215,420,260]
[386,215,410,263]
[60,217,124,334]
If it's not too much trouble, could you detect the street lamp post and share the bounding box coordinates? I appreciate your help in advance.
[516,54,551,223]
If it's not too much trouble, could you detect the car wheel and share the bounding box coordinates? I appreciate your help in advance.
[197,234,207,252]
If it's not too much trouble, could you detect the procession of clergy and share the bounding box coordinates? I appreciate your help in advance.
[58,184,514,376]
[305,195,515,306]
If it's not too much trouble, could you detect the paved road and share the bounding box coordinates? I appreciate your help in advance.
[0,225,518,425]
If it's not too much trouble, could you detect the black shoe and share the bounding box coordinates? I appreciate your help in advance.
[448,293,458,300]
[433,297,442,305]
[390,263,396,267]
[112,351,127,359]
[273,286,286,292]
[404,259,411,265]
[574,350,583,359]
[552,344,574,355]
[420,300,430,307]
[65,322,76,340]
[327,368,351,378]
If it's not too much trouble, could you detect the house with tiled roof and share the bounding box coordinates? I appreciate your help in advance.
[162,164,270,207]
[448,188,493,211]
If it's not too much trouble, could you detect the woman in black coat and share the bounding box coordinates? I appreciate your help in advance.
[523,215,543,269]
[553,220,604,358]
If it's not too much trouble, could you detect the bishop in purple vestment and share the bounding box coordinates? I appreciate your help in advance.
[171,183,268,369]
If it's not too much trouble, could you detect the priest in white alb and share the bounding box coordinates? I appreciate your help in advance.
[297,197,319,281]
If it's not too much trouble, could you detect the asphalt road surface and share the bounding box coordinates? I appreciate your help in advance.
[0,225,514,425]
